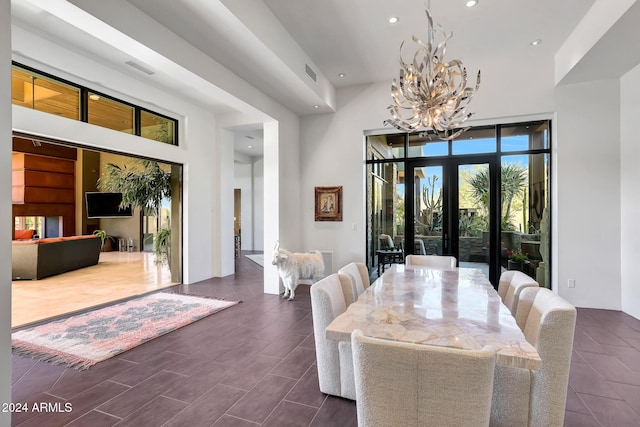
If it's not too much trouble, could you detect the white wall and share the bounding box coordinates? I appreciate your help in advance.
[555,79,622,310]
[299,61,627,312]
[235,162,253,249]
[621,64,640,318]
[300,57,556,275]
[1,0,12,421]
[253,157,265,251]
[234,156,265,251]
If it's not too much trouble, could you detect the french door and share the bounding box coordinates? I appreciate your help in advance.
[405,156,501,284]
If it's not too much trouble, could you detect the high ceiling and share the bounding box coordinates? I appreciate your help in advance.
[12,0,640,160]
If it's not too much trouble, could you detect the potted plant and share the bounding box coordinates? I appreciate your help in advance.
[153,227,171,266]
[507,250,529,272]
[93,229,117,252]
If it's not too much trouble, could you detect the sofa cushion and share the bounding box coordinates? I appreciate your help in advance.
[15,229,34,240]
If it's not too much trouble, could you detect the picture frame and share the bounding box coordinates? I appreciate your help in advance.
[315,186,343,221]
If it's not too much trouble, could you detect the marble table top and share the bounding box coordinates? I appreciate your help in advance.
[326,264,541,370]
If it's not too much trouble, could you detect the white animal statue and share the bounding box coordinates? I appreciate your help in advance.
[272,241,325,300]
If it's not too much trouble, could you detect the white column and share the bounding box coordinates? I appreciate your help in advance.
[1,0,13,422]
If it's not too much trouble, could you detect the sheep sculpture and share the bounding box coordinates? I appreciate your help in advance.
[272,241,325,300]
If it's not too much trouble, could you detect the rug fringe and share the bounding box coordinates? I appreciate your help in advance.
[12,341,96,370]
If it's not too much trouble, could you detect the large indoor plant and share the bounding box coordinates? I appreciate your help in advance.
[98,159,171,264]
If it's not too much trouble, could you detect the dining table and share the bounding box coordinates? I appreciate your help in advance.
[326,264,541,370]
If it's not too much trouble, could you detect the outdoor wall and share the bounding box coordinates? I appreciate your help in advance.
[555,78,622,310]
[621,64,640,319]
[1,0,12,420]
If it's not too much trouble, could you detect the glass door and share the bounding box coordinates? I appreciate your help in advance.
[454,160,496,282]
[405,163,447,258]
[406,157,499,283]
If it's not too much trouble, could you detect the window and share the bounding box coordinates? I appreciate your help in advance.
[141,110,176,145]
[88,93,134,134]
[11,63,179,146]
[11,66,80,120]
[366,120,552,288]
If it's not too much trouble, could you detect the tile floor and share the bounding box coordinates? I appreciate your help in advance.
[10,253,640,426]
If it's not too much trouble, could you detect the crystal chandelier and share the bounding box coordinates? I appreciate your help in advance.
[384,3,481,140]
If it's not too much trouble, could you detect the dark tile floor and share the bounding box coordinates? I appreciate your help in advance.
[10,253,640,426]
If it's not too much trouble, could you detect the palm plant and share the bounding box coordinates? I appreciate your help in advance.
[467,163,527,230]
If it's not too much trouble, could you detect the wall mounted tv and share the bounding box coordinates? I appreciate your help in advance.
[85,192,133,218]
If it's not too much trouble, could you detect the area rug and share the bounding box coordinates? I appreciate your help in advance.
[12,292,238,370]
[245,253,264,267]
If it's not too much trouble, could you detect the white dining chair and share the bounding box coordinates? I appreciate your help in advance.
[310,274,356,400]
[352,330,496,427]
[497,270,517,300]
[490,287,577,427]
[500,270,539,317]
[338,262,370,304]
[405,254,457,268]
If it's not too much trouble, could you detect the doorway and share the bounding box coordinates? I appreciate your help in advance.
[405,157,497,281]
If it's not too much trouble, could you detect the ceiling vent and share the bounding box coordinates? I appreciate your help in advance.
[305,64,317,83]
[125,61,155,75]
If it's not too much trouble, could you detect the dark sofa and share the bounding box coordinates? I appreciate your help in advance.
[12,235,102,280]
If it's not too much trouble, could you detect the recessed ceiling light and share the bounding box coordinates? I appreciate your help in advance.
[465,0,478,7]
[531,39,542,46]
[388,16,399,24]
[248,145,254,149]
[314,105,319,109]
[338,73,346,78]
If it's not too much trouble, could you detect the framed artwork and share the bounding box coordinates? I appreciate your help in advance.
[315,186,343,221]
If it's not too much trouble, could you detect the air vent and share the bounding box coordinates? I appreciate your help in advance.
[125,61,155,75]
[305,64,317,83]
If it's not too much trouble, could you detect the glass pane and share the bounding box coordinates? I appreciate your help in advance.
[14,216,44,238]
[414,166,443,255]
[141,111,176,145]
[367,162,404,274]
[367,134,404,159]
[408,133,448,157]
[452,127,496,155]
[11,66,80,120]
[501,153,549,287]
[458,163,490,276]
[501,121,549,152]
[88,92,134,134]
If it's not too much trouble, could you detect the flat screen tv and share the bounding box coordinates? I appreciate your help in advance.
[85,192,133,218]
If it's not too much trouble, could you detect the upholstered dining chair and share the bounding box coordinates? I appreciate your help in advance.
[405,254,457,268]
[378,234,395,250]
[498,270,539,318]
[490,287,577,427]
[351,330,496,427]
[338,262,370,304]
[497,270,517,300]
[310,274,356,400]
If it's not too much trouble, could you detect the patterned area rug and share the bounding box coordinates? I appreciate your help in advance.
[12,292,238,370]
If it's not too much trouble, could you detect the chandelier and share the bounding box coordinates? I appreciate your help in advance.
[384,4,481,140]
